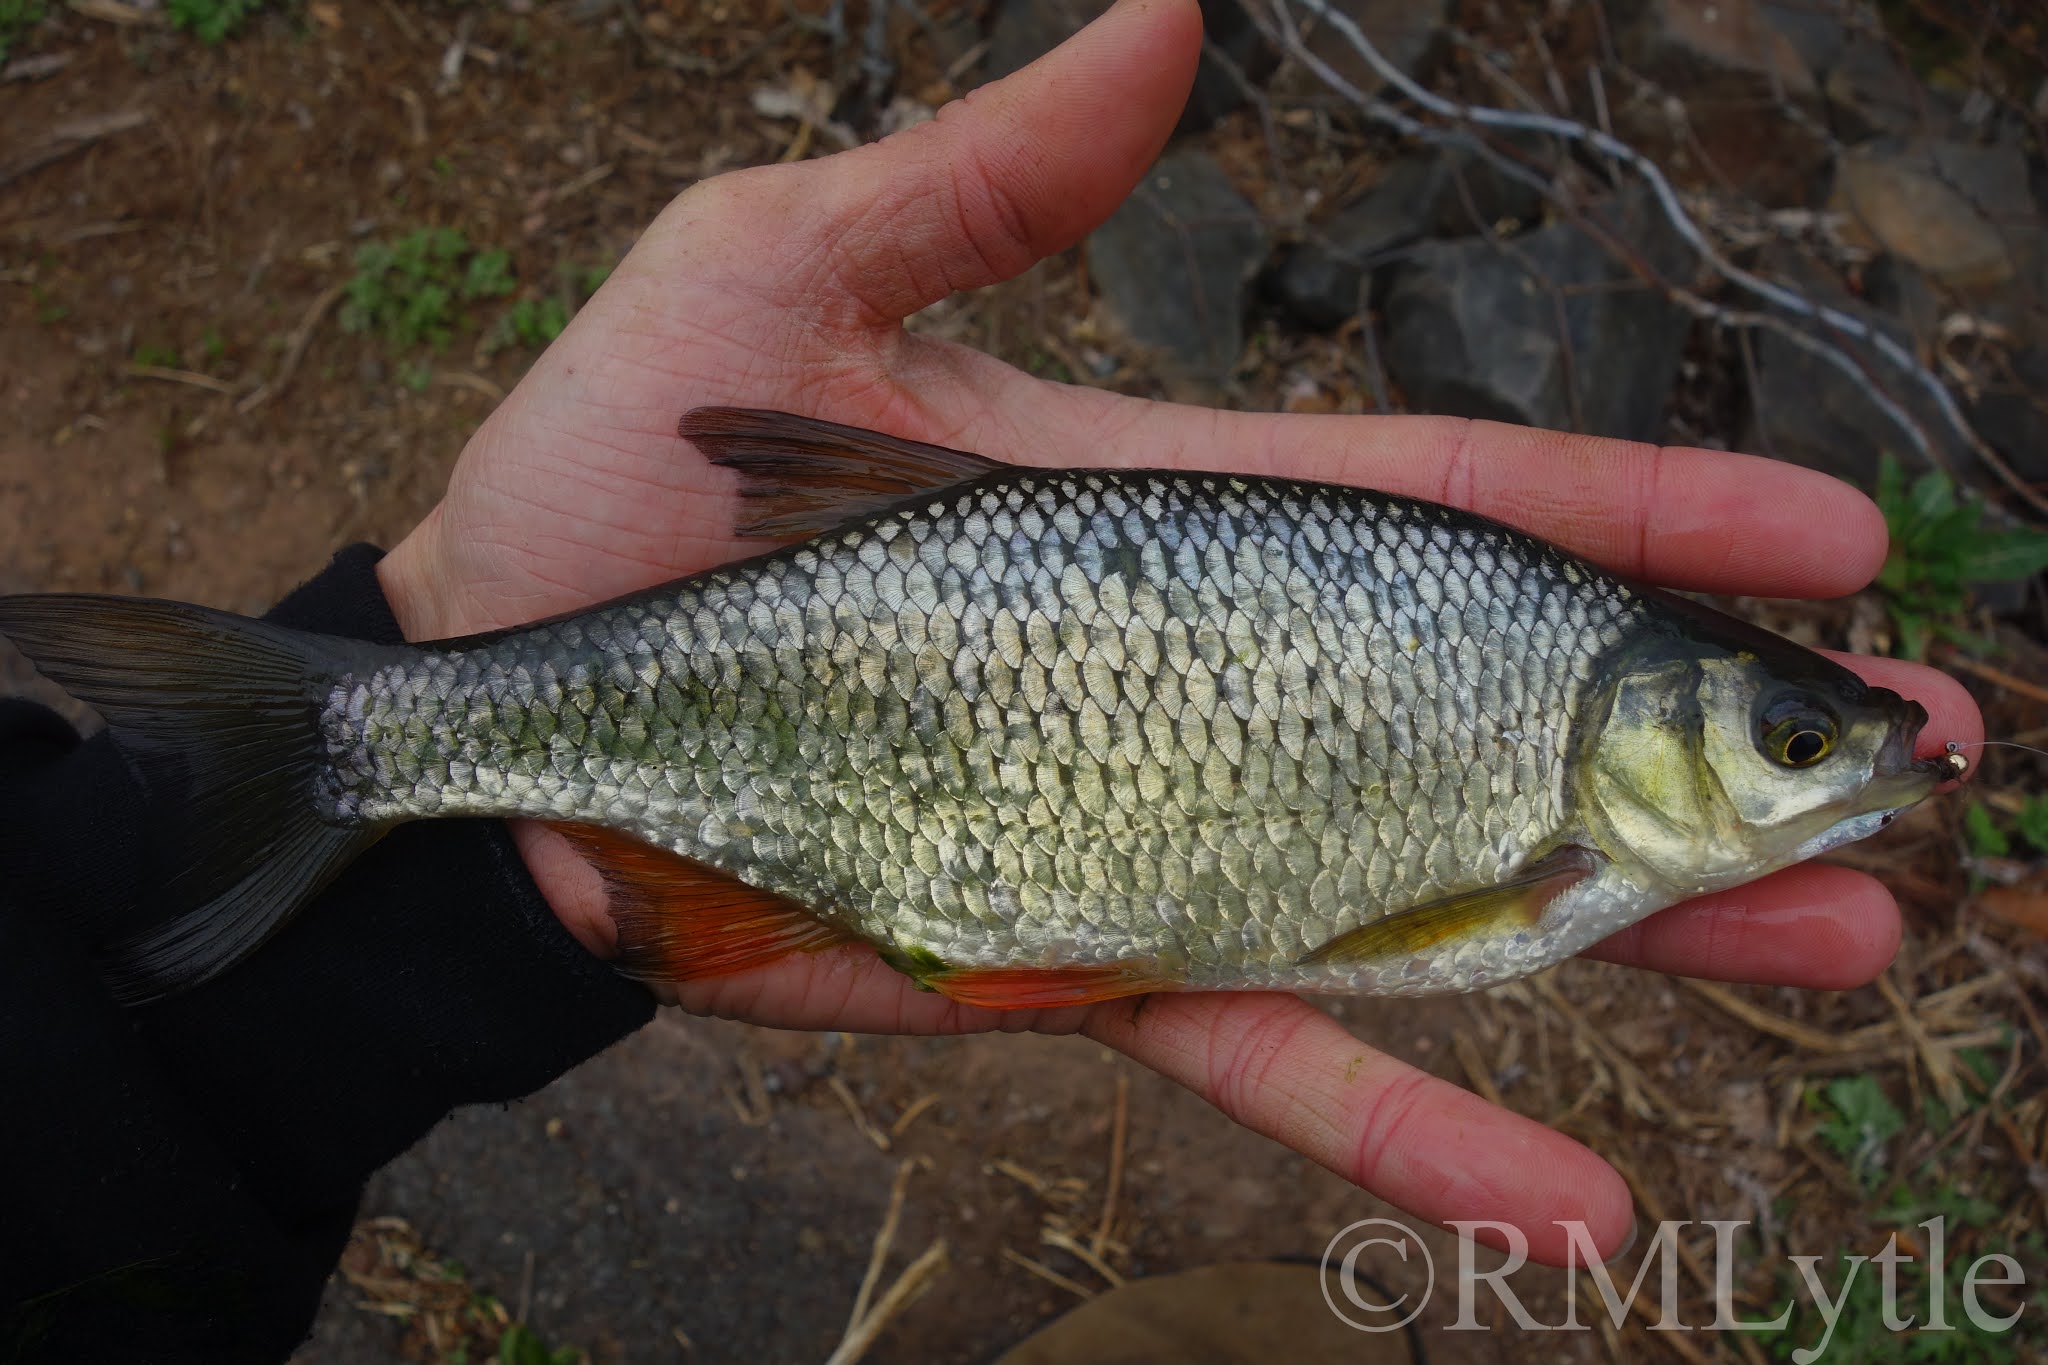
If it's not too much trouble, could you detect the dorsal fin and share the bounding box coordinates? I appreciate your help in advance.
[680,407,1005,539]
[548,822,854,982]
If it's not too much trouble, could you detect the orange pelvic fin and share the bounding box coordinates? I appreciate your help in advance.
[679,407,1006,539]
[922,961,1176,1010]
[547,822,852,982]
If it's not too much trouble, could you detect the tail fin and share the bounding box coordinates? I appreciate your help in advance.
[0,595,388,1003]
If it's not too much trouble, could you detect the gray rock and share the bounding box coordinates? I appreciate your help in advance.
[984,0,1273,133]
[1623,0,1817,99]
[1272,140,1558,331]
[1379,190,1694,441]
[1757,0,1963,138]
[1274,0,1449,100]
[1831,137,2034,289]
[1270,158,1453,331]
[1967,343,2048,487]
[1088,150,1267,381]
[1617,0,1830,203]
[1741,248,1969,485]
[1758,0,1853,74]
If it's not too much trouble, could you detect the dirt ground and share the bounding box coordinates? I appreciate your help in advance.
[5,3,2045,1363]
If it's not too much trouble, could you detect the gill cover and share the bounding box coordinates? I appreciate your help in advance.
[1577,613,1939,899]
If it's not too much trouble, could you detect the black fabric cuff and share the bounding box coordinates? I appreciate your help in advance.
[0,545,655,1363]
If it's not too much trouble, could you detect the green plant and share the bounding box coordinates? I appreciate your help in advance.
[132,342,182,369]
[490,296,569,352]
[484,256,613,356]
[1962,797,2048,861]
[166,0,268,44]
[340,227,516,357]
[1874,454,2048,659]
[1813,1074,1905,1188]
[496,1323,585,1365]
[0,0,47,63]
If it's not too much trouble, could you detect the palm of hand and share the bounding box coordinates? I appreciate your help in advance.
[376,0,1979,1264]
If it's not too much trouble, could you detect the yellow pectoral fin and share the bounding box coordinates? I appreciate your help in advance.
[1298,846,1601,966]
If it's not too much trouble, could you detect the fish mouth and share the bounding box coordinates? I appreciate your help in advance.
[1849,691,1956,826]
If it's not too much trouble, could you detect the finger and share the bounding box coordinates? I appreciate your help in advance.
[1827,651,1984,760]
[802,0,1202,326]
[1585,863,1901,988]
[892,350,1890,598]
[1083,992,1634,1265]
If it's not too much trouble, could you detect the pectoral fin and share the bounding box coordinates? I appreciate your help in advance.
[1298,846,1600,967]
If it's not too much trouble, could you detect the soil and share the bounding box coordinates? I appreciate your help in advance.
[4,4,2043,1364]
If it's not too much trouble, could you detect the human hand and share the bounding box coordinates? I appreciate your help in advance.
[375,0,1981,1265]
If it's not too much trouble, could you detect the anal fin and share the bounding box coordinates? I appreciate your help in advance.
[679,408,1004,540]
[919,961,1176,1010]
[1299,846,1599,967]
[548,822,852,982]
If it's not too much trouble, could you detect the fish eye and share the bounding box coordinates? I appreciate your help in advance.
[1758,696,1838,769]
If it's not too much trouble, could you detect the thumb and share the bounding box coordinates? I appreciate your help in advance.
[810,0,1202,327]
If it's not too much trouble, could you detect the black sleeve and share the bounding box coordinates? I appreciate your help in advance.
[0,545,656,1365]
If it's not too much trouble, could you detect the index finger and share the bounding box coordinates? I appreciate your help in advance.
[895,356,1888,601]
[1082,991,1634,1266]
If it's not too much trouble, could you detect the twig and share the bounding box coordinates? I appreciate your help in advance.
[1091,1072,1128,1262]
[830,1075,893,1151]
[999,1247,1095,1300]
[125,364,237,396]
[1,109,149,191]
[826,1240,949,1365]
[1451,1029,1504,1106]
[238,281,344,416]
[1041,1224,1126,1289]
[1876,970,1966,1115]
[1530,974,1705,1126]
[847,1159,915,1332]
[67,0,162,25]
[1944,653,2048,708]
[888,1093,939,1138]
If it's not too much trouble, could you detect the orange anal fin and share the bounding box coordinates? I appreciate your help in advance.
[547,822,852,983]
[922,962,1177,1010]
[679,407,1005,540]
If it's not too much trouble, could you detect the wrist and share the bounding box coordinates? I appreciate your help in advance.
[371,517,447,643]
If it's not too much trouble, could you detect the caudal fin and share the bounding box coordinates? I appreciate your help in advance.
[0,595,389,1003]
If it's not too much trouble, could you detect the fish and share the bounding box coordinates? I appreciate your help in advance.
[0,408,1963,1008]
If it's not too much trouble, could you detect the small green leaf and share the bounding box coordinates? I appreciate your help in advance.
[2015,796,2048,854]
[1955,529,2048,583]
[1964,802,2011,859]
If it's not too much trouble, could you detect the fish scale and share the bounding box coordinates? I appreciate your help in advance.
[320,469,1646,993]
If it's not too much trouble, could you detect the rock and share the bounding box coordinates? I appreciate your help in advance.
[1271,140,1557,332]
[1830,138,2033,289]
[1274,0,1449,101]
[1269,158,1453,330]
[1757,0,1852,74]
[984,0,1274,133]
[1617,0,1829,203]
[1628,0,1816,99]
[1088,150,1267,381]
[1823,33,1956,138]
[1740,247,1969,485]
[1967,343,2048,487]
[1759,0,1961,138]
[1379,188,1694,441]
